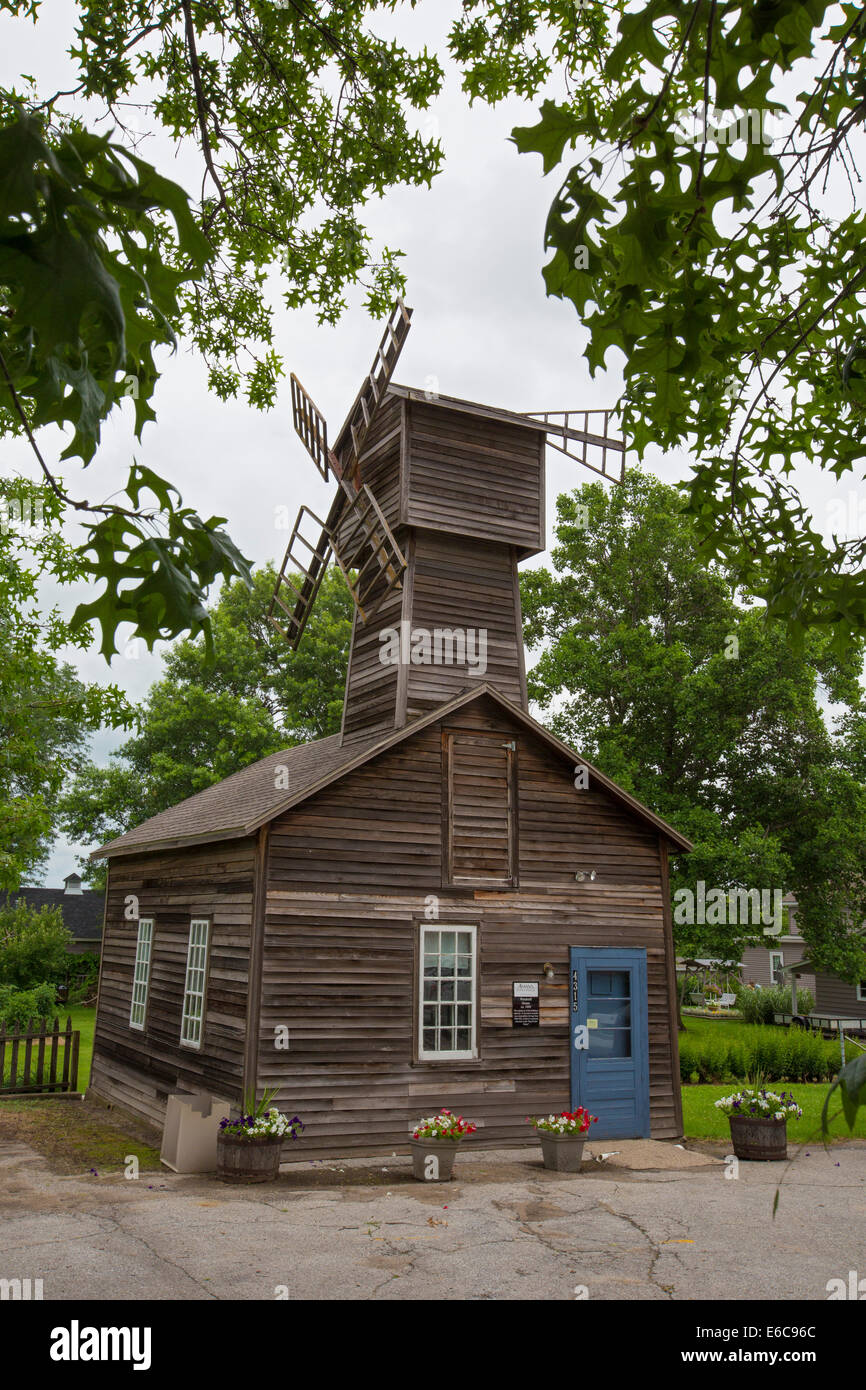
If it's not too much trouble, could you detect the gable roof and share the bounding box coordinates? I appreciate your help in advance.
[92,685,693,860]
[0,887,105,939]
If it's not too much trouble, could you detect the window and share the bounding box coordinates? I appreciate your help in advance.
[129,918,153,1030]
[857,981,866,1004]
[445,731,517,886]
[180,919,210,1048]
[769,951,784,986]
[419,926,477,1060]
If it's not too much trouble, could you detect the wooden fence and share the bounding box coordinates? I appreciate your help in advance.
[0,1016,80,1096]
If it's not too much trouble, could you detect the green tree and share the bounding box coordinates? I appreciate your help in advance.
[453,0,866,644]
[521,470,866,979]
[59,563,353,879]
[1,2,442,655]
[0,477,135,889]
[0,899,71,988]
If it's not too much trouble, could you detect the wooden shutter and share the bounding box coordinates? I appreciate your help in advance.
[445,731,517,885]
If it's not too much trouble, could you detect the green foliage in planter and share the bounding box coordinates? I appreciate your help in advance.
[679,1024,840,1085]
[736,985,815,1026]
[0,982,56,1031]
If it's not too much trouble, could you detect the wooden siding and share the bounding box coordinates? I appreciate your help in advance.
[814,971,866,1014]
[340,585,403,743]
[258,697,681,1153]
[89,839,256,1127]
[340,528,527,742]
[446,731,515,885]
[405,400,544,553]
[406,532,526,715]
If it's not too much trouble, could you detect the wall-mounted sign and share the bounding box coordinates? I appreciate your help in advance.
[512,981,539,1027]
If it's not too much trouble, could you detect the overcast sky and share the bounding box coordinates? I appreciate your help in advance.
[2,2,863,884]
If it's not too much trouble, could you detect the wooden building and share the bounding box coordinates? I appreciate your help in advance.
[90,382,691,1152]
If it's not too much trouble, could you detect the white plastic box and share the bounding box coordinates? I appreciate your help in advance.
[160,1090,231,1173]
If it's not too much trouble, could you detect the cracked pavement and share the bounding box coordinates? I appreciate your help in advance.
[1,1137,864,1300]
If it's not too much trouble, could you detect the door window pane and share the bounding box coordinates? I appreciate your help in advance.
[587,969,632,1057]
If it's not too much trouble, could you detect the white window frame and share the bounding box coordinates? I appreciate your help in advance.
[857,981,866,1004]
[769,950,784,985]
[180,918,210,1049]
[418,924,478,1062]
[129,918,154,1030]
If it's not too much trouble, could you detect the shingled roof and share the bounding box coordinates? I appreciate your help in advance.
[93,685,693,859]
[0,886,105,939]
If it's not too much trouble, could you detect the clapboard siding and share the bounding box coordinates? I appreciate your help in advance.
[814,972,866,1013]
[90,839,256,1124]
[258,699,681,1151]
[406,531,525,714]
[405,401,544,553]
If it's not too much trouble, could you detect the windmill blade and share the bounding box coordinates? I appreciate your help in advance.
[331,480,407,622]
[290,373,340,483]
[268,505,333,650]
[524,409,626,483]
[333,296,413,478]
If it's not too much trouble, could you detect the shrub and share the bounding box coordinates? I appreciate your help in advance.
[737,984,814,1025]
[679,1021,840,1084]
[67,952,100,1004]
[0,900,72,989]
[0,982,57,1031]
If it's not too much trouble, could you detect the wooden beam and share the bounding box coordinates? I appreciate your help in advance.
[658,835,684,1139]
[243,824,270,1102]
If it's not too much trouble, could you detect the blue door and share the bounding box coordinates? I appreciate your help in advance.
[569,947,650,1139]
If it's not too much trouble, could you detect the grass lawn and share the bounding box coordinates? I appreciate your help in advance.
[682,1083,866,1142]
[1,1005,95,1090]
[0,1095,162,1173]
[683,1015,830,1047]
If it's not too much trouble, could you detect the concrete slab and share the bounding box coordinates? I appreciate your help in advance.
[0,1137,863,1301]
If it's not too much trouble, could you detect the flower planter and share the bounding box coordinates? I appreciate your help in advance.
[538,1131,587,1172]
[216,1132,284,1183]
[408,1137,462,1182]
[728,1115,788,1162]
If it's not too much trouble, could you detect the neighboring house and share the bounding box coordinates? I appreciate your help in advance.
[782,931,866,1028]
[0,873,105,956]
[739,895,816,997]
[89,382,692,1153]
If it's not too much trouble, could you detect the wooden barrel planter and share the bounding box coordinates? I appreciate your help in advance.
[216,1133,284,1183]
[729,1115,788,1162]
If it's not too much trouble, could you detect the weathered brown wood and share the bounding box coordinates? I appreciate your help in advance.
[658,836,684,1137]
[243,825,269,1100]
[88,375,686,1152]
[89,838,256,1115]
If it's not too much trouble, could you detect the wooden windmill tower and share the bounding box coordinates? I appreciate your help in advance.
[269,299,625,744]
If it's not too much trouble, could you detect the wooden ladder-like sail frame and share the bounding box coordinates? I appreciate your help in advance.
[269,298,413,649]
[523,409,626,483]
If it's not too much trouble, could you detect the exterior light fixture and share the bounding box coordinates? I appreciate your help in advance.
[575,870,598,882]
[543,962,555,981]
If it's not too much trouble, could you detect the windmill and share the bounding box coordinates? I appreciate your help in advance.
[268,298,413,649]
[269,298,625,652]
